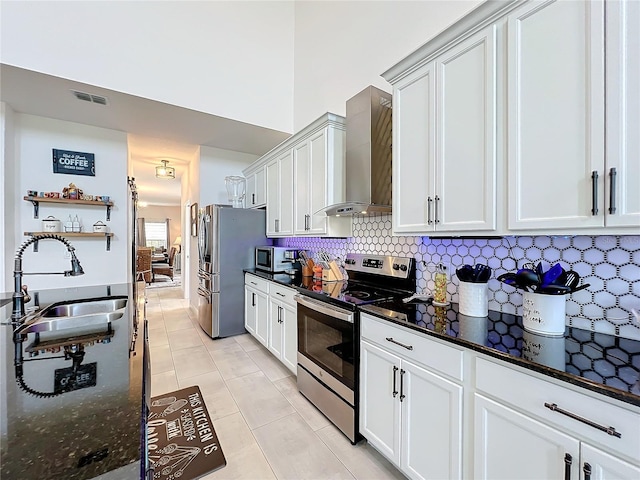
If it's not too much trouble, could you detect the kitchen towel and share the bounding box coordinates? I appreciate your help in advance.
[148,385,226,479]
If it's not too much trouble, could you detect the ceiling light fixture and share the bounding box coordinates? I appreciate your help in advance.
[155,160,175,179]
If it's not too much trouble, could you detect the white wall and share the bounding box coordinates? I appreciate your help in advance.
[292,0,483,129]
[15,114,129,290]
[199,146,258,207]
[0,1,295,133]
[1,102,17,291]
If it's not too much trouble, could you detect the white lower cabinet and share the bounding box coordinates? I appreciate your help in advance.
[267,284,297,374]
[474,394,581,479]
[244,275,297,374]
[244,274,269,347]
[474,357,640,480]
[474,394,640,480]
[360,314,463,480]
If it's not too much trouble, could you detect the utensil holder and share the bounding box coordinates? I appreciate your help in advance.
[522,292,566,336]
[458,281,488,317]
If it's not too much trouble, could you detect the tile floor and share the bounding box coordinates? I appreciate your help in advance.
[147,286,405,480]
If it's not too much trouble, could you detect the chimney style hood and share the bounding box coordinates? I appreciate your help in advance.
[319,85,392,216]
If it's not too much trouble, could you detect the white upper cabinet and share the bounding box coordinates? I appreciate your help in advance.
[389,25,497,235]
[605,0,640,228]
[246,165,266,208]
[246,113,351,238]
[266,151,294,237]
[507,0,605,230]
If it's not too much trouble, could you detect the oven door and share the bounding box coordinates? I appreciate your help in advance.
[295,294,355,391]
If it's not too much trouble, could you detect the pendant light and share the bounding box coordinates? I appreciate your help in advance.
[155,160,175,179]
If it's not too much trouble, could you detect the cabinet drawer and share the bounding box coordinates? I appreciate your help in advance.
[269,283,297,306]
[361,313,464,381]
[476,357,640,461]
[245,274,269,294]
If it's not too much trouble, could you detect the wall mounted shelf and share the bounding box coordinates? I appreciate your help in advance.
[24,196,114,220]
[23,232,114,251]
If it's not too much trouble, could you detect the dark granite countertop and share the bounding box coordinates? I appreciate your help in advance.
[0,283,147,479]
[245,269,640,408]
[360,301,640,408]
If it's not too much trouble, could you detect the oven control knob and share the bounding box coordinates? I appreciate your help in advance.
[400,264,407,272]
[393,263,400,270]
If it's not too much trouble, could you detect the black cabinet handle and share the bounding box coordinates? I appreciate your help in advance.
[434,195,440,224]
[392,365,398,398]
[386,337,413,350]
[399,369,406,402]
[252,292,255,307]
[591,170,599,215]
[564,453,572,480]
[544,402,621,438]
[427,197,433,225]
[608,167,617,214]
[278,306,282,323]
[583,463,591,480]
[252,193,256,205]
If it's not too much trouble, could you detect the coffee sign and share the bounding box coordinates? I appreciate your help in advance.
[53,149,95,176]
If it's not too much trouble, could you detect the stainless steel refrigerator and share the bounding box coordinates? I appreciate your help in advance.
[197,205,268,338]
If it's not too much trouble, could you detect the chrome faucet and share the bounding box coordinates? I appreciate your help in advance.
[12,234,84,322]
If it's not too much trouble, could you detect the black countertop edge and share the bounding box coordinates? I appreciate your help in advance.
[360,306,640,409]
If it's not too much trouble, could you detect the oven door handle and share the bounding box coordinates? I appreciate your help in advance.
[294,294,354,323]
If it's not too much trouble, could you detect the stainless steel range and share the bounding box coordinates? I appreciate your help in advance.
[294,253,416,443]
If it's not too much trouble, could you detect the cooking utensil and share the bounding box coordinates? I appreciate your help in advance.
[516,268,541,292]
[569,283,591,293]
[538,285,571,295]
[564,270,580,291]
[497,272,518,285]
[474,264,492,283]
[542,263,564,288]
[456,265,474,282]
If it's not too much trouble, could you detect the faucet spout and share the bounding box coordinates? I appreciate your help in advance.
[12,234,85,322]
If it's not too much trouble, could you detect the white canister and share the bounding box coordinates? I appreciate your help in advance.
[458,281,488,317]
[522,292,566,336]
[41,216,62,232]
[93,221,109,233]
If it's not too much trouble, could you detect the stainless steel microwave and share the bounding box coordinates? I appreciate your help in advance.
[255,246,298,272]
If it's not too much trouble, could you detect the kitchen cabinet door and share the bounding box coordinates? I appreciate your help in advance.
[244,285,257,335]
[581,443,640,480]
[392,62,436,234]
[266,152,294,237]
[266,160,279,236]
[507,0,605,230]
[605,0,640,228]
[293,139,314,235]
[268,300,284,359]
[253,289,269,347]
[360,340,402,465]
[307,130,329,234]
[281,302,297,374]
[435,25,497,232]
[401,360,463,480]
[474,394,580,480]
[246,166,266,208]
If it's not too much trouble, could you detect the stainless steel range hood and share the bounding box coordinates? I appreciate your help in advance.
[318,86,392,216]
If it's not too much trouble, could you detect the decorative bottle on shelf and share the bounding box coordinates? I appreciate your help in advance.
[72,215,81,233]
[65,215,73,233]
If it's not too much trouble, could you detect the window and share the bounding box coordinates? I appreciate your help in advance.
[145,221,168,250]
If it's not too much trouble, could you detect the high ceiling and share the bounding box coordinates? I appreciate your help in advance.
[0,64,290,205]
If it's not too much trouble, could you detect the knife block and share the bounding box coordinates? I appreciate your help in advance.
[322,268,341,282]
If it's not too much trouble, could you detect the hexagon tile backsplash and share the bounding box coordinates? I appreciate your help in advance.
[278,215,640,340]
